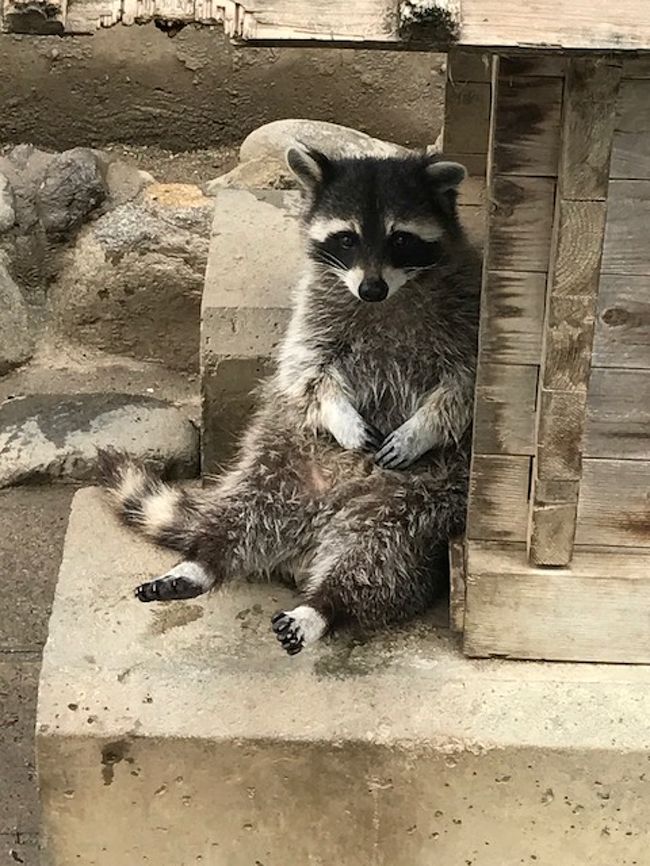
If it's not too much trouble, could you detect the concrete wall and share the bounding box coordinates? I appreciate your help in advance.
[0,26,445,152]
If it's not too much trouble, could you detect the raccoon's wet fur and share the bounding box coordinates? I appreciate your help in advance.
[99,146,480,655]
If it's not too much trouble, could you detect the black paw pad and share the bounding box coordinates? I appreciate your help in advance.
[271,611,304,656]
[134,576,204,603]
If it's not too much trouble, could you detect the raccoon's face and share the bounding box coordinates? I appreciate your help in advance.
[286,147,466,303]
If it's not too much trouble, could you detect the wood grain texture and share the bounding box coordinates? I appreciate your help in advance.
[560,59,621,200]
[584,369,650,459]
[467,454,531,542]
[479,270,545,365]
[493,75,563,177]
[443,81,492,159]
[536,389,587,480]
[448,535,467,633]
[602,180,650,276]
[611,80,650,180]
[447,48,491,83]
[473,363,538,456]
[487,176,556,272]
[235,0,400,41]
[541,294,596,391]
[593,275,650,369]
[550,200,608,296]
[460,0,650,52]
[464,566,650,663]
[528,500,578,566]
[576,459,650,548]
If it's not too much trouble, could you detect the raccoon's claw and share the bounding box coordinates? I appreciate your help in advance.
[362,423,384,452]
[135,575,205,602]
[271,611,304,655]
[375,428,418,470]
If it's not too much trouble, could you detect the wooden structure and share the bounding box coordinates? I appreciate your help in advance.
[7,0,648,664]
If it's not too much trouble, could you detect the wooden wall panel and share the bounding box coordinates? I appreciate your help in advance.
[487,176,556,272]
[479,271,545,365]
[585,369,650,459]
[602,180,650,275]
[593,275,650,369]
[576,459,650,548]
[611,80,650,180]
[467,455,531,542]
[473,363,538,455]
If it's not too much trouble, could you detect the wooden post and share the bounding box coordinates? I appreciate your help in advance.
[528,58,622,566]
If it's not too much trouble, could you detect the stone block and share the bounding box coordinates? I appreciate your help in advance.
[37,488,650,865]
[201,188,301,470]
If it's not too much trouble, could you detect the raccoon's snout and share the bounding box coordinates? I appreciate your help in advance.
[359,277,389,303]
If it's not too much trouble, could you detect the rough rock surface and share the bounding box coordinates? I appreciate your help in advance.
[36,147,107,236]
[0,257,34,375]
[0,173,15,233]
[239,119,409,163]
[49,183,213,372]
[204,156,293,193]
[0,393,199,487]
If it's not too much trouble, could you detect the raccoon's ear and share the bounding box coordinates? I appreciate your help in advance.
[285,146,332,191]
[425,160,467,191]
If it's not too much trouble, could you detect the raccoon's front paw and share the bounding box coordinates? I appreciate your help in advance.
[325,402,382,452]
[375,418,435,470]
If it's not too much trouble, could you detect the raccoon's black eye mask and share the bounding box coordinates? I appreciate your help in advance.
[387,232,443,270]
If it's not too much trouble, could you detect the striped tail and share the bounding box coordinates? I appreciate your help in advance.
[97,448,201,554]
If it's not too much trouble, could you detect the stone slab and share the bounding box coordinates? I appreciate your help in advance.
[38,488,650,865]
[201,188,301,470]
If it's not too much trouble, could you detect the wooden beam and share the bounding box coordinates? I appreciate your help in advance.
[473,363,538,456]
[478,270,546,365]
[448,536,467,633]
[467,454,531,543]
[528,58,622,567]
[464,541,650,663]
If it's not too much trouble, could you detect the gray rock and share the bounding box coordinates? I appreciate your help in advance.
[239,119,409,164]
[0,145,54,234]
[37,147,107,236]
[105,161,155,206]
[204,156,294,194]
[0,393,199,487]
[49,183,213,372]
[0,173,15,233]
[0,258,34,375]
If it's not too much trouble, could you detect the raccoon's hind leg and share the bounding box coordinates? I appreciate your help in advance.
[271,470,466,654]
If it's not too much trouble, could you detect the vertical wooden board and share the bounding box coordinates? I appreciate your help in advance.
[473,363,538,456]
[467,454,531,542]
[487,176,556,272]
[498,56,567,78]
[601,180,650,275]
[611,80,650,180]
[584,368,650,459]
[493,76,563,177]
[576,459,650,548]
[448,536,467,633]
[447,48,491,83]
[560,59,621,200]
[528,501,578,566]
[593,275,650,369]
[541,294,596,391]
[479,270,545,365]
[536,389,587,480]
[443,81,492,161]
[551,200,607,296]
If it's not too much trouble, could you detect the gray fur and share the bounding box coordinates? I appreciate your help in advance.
[99,150,480,655]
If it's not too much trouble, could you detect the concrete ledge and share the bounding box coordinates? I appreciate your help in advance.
[200,188,300,470]
[38,488,650,864]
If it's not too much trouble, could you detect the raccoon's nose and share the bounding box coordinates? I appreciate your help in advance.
[358,277,389,303]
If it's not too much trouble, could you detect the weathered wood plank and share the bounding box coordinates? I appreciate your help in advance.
[527,478,579,566]
[479,270,545,365]
[498,56,567,79]
[467,454,531,542]
[493,76,563,177]
[623,57,650,79]
[460,0,650,52]
[593,275,650,369]
[611,80,650,180]
[560,59,621,200]
[550,200,608,297]
[541,294,596,391]
[536,389,587,480]
[487,176,556,272]
[234,0,401,41]
[602,180,650,276]
[576,459,650,548]
[446,48,491,83]
[448,535,466,633]
[473,363,538,456]
[443,81,492,163]
[584,369,650,460]
[464,566,650,663]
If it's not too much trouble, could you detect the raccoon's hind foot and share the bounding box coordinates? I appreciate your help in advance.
[271,605,328,655]
[135,561,214,603]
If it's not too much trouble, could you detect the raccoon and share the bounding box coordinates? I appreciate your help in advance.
[99,146,481,656]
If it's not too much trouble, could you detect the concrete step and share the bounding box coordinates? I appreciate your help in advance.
[38,488,650,865]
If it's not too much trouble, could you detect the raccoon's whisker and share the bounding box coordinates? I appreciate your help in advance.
[314,251,347,271]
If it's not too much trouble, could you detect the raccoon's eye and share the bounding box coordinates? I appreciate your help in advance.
[335,231,359,250]
[390,231,416,249]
